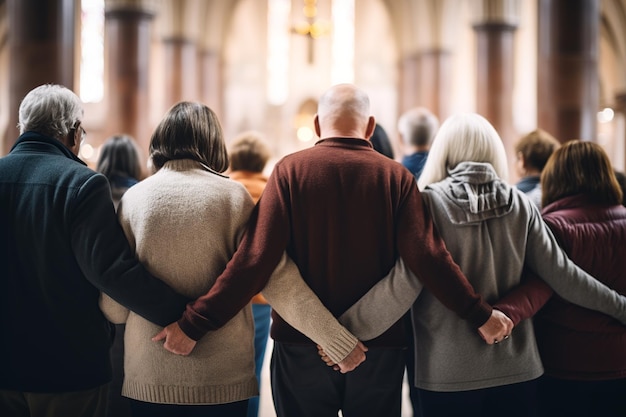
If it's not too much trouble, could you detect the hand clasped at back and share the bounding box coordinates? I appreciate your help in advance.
[317,341,368,373]
[152,322,197,356]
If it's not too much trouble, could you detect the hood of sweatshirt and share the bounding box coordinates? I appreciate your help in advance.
[426,161,514,225]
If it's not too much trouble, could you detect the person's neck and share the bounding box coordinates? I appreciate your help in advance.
[319,124,369,139]
[406,145,429,155]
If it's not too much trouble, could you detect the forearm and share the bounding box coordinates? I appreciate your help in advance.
[338,257,422,340]
[74,176,190,326]
[493,271,553,326]
[528,217,626,324]
[262,253,358,363]
[398,195,491,327]
[179,184,291,340]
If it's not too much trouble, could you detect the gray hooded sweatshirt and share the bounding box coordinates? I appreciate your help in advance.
[339,161,626,392]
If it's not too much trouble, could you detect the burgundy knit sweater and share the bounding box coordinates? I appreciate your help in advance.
[179,138,491,347]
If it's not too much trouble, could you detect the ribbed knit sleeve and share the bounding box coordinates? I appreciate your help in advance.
[262,253,358,363]
[493,272,553,326]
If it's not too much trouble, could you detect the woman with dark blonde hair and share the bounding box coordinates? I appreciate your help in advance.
[99,101,360,417]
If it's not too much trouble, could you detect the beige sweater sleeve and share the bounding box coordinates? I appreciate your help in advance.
[261,253,359,364]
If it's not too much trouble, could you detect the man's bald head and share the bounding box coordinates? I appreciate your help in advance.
[315,84,375,140]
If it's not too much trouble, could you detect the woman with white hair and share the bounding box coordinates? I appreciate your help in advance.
[332,113,626,417]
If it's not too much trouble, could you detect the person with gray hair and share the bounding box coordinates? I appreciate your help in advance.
[0,84,190,417]
[397,106,439,179]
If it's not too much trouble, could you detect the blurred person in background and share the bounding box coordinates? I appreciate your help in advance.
[397,107,439,179]
[97,134,144,417]
[513,129,560,208]
[228,130,272,417]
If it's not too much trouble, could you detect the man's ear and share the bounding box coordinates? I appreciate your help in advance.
[64,127,80,156]
[314,115,321,137]
[364,116,376,139]
[66,129,76,148]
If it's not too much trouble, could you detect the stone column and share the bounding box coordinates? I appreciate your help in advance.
[200,48,223,119]
[615,92,626,170]
[537,0,599,143]
[105,0,157,157]
[162,37,199,108]
[398,53,419,115]
[418,48,451,121]
[4,0,76,154]
[472,0,519,162]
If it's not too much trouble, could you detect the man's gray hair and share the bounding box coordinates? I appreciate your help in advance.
[18,84,84,139]
[397,107,439,148]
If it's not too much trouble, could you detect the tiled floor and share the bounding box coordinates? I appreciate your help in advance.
[257,339,414,417]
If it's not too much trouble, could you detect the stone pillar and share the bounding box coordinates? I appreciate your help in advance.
[397,52,419,115]
[537,0,599,143]
[200,48,223,119]
[418,48,451,121]
[472,0,519,163]
[105,0,157,157]
[162,37,199,108]
[4,0,76,154]
[615,92,626,170]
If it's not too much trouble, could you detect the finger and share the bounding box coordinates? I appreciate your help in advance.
[152,329,167,342]
[357,341,368,352]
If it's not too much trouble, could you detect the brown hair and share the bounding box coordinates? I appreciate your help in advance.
[515,129,560,172]
[541,140,623,208]
[96,134,142,181]
[229,131,271,173]
[149,101,229,172]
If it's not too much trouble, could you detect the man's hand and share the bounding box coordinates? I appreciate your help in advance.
[478,309,514,345]
[317,341,368,373]
[152,322,197,355]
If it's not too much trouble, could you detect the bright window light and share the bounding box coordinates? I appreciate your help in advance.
[80,0,104,103]
[267,0,291,105]
[331,0,354,84]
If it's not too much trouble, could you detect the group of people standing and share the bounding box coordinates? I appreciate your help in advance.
[0,82,625,417]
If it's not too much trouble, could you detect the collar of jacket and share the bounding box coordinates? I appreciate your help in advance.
[10,131,87,167]
[542,193,625,216]
[314,137,373,150]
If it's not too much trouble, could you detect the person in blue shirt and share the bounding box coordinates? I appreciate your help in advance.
[398,107,439,179]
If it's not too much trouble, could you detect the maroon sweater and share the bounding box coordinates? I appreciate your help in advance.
[179,138,491,347]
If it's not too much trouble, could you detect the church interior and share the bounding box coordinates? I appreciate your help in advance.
[1,0,625,183]
[2,1,626,416]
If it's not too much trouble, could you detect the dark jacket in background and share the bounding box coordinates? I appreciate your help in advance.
[0,132,189,392]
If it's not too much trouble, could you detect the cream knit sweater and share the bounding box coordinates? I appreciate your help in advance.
[100,159,357,405]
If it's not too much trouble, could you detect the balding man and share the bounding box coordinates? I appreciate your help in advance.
[156,84,511,417]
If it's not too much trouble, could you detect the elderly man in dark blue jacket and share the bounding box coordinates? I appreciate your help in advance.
[0,84,190,417]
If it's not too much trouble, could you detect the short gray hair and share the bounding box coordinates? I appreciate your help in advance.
[397,107,439,147]
[18,84,84,139]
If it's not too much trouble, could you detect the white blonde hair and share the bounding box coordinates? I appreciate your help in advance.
[417,113,509,190]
